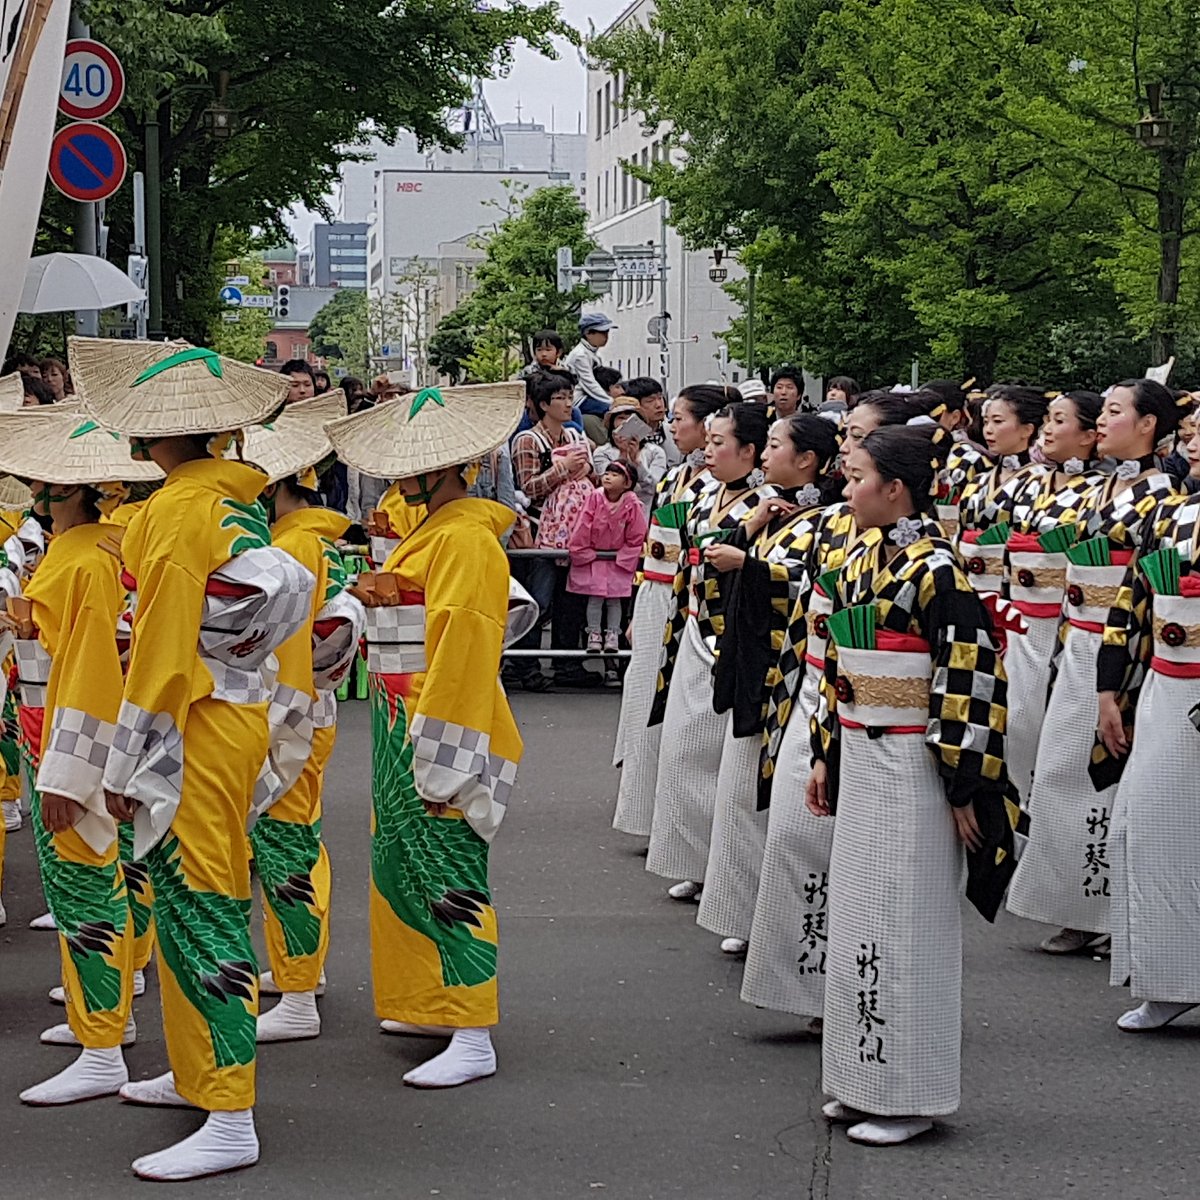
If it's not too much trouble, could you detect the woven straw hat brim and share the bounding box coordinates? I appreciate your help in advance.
[0,373,24,412]
[0,404,163,485]
[69,336,290,436]
[241,394,344,483]
[325,383,525,478]
[0,475,32,508]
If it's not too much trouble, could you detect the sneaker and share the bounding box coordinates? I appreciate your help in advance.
[667,880,703,902]
[604,666,621,688]
[586,629,603,654]
[603,629,619,654]
[1039,928,1109,955]
[720,937,748,956]
[3,800,20,832]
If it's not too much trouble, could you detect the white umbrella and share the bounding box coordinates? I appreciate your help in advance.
[19,252,144,314]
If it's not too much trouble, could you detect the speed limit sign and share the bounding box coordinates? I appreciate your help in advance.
[58,39,126,122]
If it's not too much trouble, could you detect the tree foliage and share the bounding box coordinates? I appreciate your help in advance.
[309,289,369,374]
[427,304,477,384]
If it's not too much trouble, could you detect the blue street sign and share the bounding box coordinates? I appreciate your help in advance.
[219,286,243,307]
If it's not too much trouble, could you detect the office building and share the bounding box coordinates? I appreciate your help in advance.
[312,222,369,289]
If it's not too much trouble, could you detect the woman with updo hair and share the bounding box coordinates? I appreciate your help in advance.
[646,403,774,902]
[1007,378,1185,956]
[805,423,1014,1147]
[698,414,840,956]
[612,384,727,840]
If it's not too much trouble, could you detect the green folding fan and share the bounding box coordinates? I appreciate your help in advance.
[1037,524,1080,554]
[694,527,736,547]
[975,521,1011,547]
[1139,546,1181,596]
[815,569,841,599]
[827,603,877,650]
[1065,536,1112,567]
[652,500,693,529]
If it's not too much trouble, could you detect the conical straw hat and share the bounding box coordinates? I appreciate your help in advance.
[0,403,163,485]
[69,337,289,436]
[240,393,344,483]
[0,372,25,411]
[0,475,32,508]
[325,383,525,477]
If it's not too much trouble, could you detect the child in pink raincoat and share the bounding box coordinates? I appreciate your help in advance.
[568,459,649,654]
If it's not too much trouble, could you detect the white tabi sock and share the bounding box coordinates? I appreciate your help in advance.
[402,1027,497,1089]
[666,880,702,901]
[131,1109,259,1181]
[259,968,326,996]
[256,990,321,1042]
[1117,1000,1198,1032]
[29,911,57,931]
[822,1099,866,1123]
[20,1046,128,1105]
[846,1117,934,1146]
[119,1070,195,1108]
[41,1014,136,1047]
[380,1020,455,1038]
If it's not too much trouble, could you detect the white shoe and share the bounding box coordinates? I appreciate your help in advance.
[1039,927,1107,955]
[380,1020,455,1038]
[2,800,20,831]
[49,968,143,1007]
[256,991,320,1042]
[29,911,57,931]
[258,968,326,997]
[1117,1000,1198,1032]
[41,1015,136,1047]
[119,1070,195,1108]
[403,1027,496,1089]
[847,1117,934,1145]
[822,1099,867,1123]
[667,880,702,902]
[20,1046,128,1105]
[131,1110,259,1181]
[719,937,748,956]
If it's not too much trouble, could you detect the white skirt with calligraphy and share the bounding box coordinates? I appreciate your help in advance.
[1007,601,1116,933]
[697,715,769,941]
[1109,595,1200,1001]
[647,617,724,882]
[742,686,834,1018]
[823,646,962,1118]
[611,579,674,836]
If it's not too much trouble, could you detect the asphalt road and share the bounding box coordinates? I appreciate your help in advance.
[1,691,1197,1199]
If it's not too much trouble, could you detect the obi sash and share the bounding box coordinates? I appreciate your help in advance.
[1064,553,1133,634]
[959,530,1004,593]
[13,636,50,709]
[835,631,931,734]
[1007,533,1068,620]
[806,585,832,671]
[1149,589,1200,678]
[642,524,683,585]
[365,590,427,675]
[936,503,959,542]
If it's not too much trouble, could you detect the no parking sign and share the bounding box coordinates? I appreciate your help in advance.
[48,122,128,203]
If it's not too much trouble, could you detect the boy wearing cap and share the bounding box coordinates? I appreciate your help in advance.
[563,314,618,444]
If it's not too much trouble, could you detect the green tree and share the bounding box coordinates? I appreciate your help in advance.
[55,0,569,342]
[428,303,478,385]
[310,290,369,376]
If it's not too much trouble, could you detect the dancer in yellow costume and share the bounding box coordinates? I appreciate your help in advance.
[0,407,161,1104]
[241,396,365,1041]
[70,337,313,1182]
[327,382,525,1088]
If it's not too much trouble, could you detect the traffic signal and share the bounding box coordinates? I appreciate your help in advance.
[276,284,291,319]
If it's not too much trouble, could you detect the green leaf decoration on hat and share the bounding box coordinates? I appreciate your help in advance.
[131,346,224,387]
[69,419,120,441]
[407,386,446,421]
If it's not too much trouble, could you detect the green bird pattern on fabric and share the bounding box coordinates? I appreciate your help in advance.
[321,538,348,603]
[144,833,258,1069]
[369,677,496,989]
[28,774,129,1013]
[218,497,272,557]
[0,685,20,777]
[117,820,154,941]
[250,816,322,958]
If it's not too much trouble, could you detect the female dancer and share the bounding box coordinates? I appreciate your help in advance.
[2,406,160,1105]
[646,403,773,901]
[1000,392,1104,804]
[326,382,525,1090]
[699,415,840,955]
[73,337,313,1181]
[1007,379,1184,954]
[807,425,1014,1146]
[611,385,726,838]
[742,390,911,1022]
[1093,420,1200,1030]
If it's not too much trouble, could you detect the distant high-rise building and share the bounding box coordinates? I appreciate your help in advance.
[312,222,368,289]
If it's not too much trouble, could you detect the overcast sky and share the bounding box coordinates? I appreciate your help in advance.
[286,0,630,245]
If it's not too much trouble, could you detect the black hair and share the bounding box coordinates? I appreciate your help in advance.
[770,367,802,390]
[984,383,1050,433]
[277,473,323,507]
[909,383,967,419]
[827,375,860,400]
[280,359,314,380]
[859,425,954,512]
[80,484,104,523]
[532,329,564,352]
[594,365,623,393]
[1057,389,1103,432]
[854,388,912,428]
[713,401,770,465]
[1112,377,1191,439]
[780,413,842,503]
[528,370,573,417]
[623,376,664,401]
[21,375,54,405]
[675,384,729,425]
[2,352,37,374]
[601,458,639,490]
[312,369,331,391]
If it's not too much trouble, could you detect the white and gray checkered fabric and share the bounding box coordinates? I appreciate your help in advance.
[370,535,400,568]
[647,618,726,882]
[505,578,539,648]
[104,701,186,858]
[697,716,769,941]
[251,682,315,820]
[742,705,834,1018]
[1007,625,1115,933]
[1002,613,1058,807]
[1108,606,1200,1000]
[200,546,315,670]
[312,690,337,729]
[823,723,963,1117]
[14,637,51,685]
[311,589,365,692]
[364,603,426,675]
[611,580,674,835]
[37,705,116,803]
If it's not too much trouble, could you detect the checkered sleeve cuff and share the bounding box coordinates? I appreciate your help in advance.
[36,706,115,808]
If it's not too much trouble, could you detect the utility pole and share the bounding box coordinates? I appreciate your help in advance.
[746,266,757,376]
[658,199,670,393]
[69,10,99,337]
[144,113,162,336]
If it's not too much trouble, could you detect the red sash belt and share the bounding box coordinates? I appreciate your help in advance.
[1068,618,1104,634]
[1012,600,1062,619]
[1150,656,1200,678]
